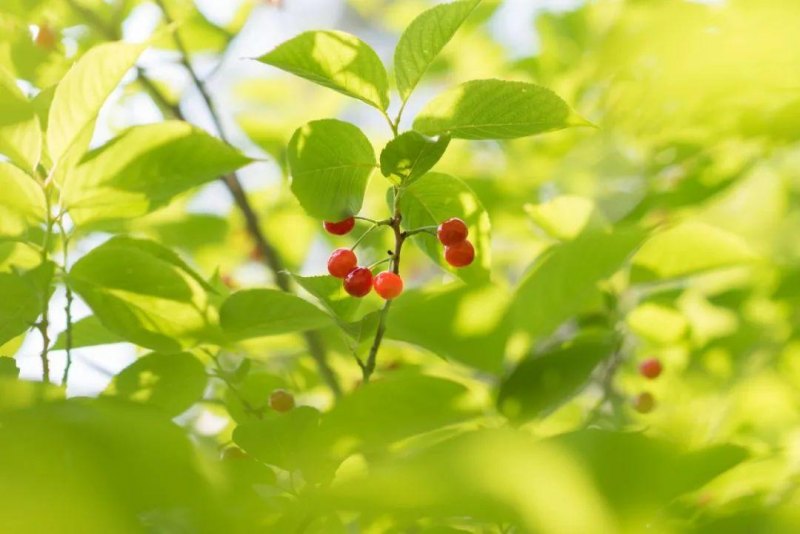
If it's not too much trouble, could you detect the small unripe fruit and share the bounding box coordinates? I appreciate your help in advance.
[269,389,295,412]
[221,446,248,460]
[639,358,663,380]
[373,271,403,300]
[437,217,468,246]
[323,217,355,235]
[633,392,655,414]
[344,267,373,297]
[327,248,358,278]
[444,240,475,268]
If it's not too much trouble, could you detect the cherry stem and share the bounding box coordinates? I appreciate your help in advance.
[350,222,383,251]
[402,225,437,238]
[367,257,393,270]
[362,187,405,384]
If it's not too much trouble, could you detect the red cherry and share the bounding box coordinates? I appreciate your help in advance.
[633,392,655,414]
[373,271,403,300]
[639,358,663,380]
[269,389,295,413]
[444,240,475,268]
[437,217,469,246]
[323,217,355,235]
[327,248,358,278]
[344,267,373,297]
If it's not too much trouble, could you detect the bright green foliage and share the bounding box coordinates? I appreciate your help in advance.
[631,221,756,282]
[0,162,46,239]
[498,333,616,420]
[3,0,800,532]
[62,121,251,226]
[379,131,450,185]
[414,79,583,139]
[220,289,332,341]
[287,119,376,220]
[387,283,510,372]
[47,41,144,163]
[68,236,219,352]
[258,30,390,110]
[514,228,645,339]
[0,67,41,172]
[105,352,207,417]
[398,172,491,282]
[292,274,363,322]
[52,315,125,350]
[0,268,47,346]
[394,0,481,100]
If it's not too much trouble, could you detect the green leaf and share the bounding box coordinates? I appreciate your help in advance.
[327,428,619,532]
[631,221,756,283]
[0,262,53,346]
[513,228,645,339]
[524,195,609,241]
[0,357,19,378]
[0,162,46,240]
[550,430,748,512]
[398,172,491,282]
[220,289,332,341]
[104,352,207,417]
[257,30,389,111]
[379,131,450,185]
[68,236,219,352]
[47,41,144,164]
[319,371,475,455]
[386,283,511,373]
[292,274,362,322]
[233,406,323,472]
[287,119,376,220]
[394,0,481,101]
[497,333,616,421]
[414,79,583,140]
[0,66,42,172]
[62,121,251,227]
[52,315,127,351]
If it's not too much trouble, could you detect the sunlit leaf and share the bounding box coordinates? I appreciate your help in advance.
[287,119,376,220]
[257,30,389,110]
[62,121,251,227]
[105,352,207,417]
[631,221,756,282]
[0,66,41,172]
[0,162,46,240]
[513,228,645,339]
[379,131,450,185]
[220,289,332,341]
[414,79,584,140]
[47,41,144,163]
[394,0,480,100]
[52,315,126,351]
[68,236,219,352]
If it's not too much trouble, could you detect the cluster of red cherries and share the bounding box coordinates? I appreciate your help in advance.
[633,357,662,414]
[323,216,475,300]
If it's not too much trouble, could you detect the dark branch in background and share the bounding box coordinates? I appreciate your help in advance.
[65,0,342,397]
[58,219,74,386]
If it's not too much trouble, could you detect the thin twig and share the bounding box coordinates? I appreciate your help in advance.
[362,188,404,383]
[57,219,74,387]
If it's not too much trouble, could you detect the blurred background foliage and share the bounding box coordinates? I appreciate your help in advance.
[2,0,800,532]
